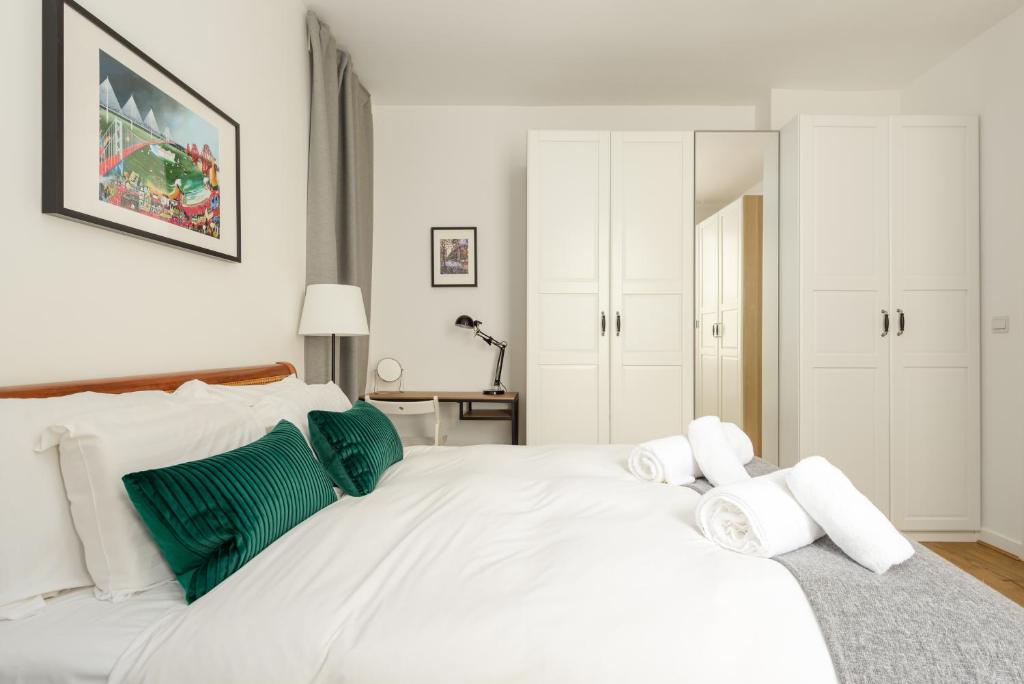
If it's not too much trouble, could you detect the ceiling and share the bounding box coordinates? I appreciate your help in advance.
[308,0,1022,105]
[695,132,777,222]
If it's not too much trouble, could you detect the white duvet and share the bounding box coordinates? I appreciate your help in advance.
[110,444,837,684]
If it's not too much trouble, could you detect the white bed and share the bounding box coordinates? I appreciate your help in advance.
[0,583,183,684]
[97,443,836,683]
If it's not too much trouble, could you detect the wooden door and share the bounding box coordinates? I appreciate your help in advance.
[526,131,610,444]
[799,116,892,513]
[610,132,693,443]
[890,116,980,531]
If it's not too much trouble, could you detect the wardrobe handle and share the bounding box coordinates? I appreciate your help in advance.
[616,312,621,336]
[712,322,720,338]
[601,311,606,336]
[897,309,905,336]
[881,309,890,337]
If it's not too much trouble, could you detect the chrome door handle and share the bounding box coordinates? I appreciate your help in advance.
[881,309,890,337]
[615,312,621,336]
[897,309,905,336]
[601,311,606,336]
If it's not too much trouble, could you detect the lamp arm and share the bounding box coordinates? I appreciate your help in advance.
[474,329,507,349]
[492,344,506,390]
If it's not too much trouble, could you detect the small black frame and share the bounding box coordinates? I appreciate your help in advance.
[41,0,242,262]
[431,226,478,287]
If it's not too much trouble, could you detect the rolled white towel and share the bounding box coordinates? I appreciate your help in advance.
[721,422,755,465]
[786,456,914,574]
[695,469,825,557]
[627,436,697,485]
[688,416,750,486]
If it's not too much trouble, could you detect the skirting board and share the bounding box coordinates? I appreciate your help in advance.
[905,530,1024,560]
[907,531,980,543]
[978,528,1024,560]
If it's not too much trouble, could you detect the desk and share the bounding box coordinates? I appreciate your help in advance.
[365,391,520,445]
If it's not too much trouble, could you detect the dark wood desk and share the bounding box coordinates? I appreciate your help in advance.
[365,391,520,445]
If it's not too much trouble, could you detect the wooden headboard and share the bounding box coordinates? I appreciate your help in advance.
[0,362,297,399]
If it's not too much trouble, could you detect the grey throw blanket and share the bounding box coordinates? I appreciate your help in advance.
[686,462,1024,683]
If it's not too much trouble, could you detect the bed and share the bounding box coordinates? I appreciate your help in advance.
[0,364,1020,684]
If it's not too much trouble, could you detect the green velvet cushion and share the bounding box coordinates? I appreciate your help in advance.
[308,401,403,497]
[122,420,336,603]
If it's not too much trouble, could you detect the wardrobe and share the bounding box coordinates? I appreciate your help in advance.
[779,115,980,532]
[526,130,694,445]
[695,195,763,455]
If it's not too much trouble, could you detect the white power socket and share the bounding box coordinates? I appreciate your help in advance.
[992,316,1010,333]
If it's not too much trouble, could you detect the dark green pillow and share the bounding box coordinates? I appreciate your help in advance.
[122,420,336,603]
[308,401,403,497]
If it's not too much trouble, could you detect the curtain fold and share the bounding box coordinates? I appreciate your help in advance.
[304,12,374,399]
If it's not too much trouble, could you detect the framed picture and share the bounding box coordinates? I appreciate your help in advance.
[41,0,241,262]
[431,227,477,287]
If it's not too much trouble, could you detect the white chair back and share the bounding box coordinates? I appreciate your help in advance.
[366,396,444,446]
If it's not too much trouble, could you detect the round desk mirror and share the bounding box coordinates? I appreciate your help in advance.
[376,357,404,386]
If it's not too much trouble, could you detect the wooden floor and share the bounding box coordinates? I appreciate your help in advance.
[924,542,1024,607]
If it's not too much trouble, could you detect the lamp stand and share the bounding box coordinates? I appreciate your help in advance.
[483,340,507,395]
[330,333,336,385]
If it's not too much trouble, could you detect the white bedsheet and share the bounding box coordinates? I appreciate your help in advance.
[109,443,836,683]
[0,582,184,684]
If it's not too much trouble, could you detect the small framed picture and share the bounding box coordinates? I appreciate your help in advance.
[431,227,477,287]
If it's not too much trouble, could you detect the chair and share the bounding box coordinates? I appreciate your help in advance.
[366,396,446,446]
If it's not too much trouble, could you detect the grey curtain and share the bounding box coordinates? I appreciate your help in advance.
[304,12,374,399]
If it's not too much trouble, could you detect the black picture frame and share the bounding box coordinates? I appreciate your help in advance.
[41,0,242,262]
[431,227,478,287]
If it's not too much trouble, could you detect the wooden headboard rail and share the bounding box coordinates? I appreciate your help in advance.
[0,362,297,399]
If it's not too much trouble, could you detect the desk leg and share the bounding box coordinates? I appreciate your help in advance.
[511,397,519,445]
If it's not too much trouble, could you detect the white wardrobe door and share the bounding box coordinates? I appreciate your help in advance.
[696,216,720,419]
[527,131,610,444]
[890,117,980,531]
[610,132,693,442]
[718,198,743,425]
[800,116,892,513]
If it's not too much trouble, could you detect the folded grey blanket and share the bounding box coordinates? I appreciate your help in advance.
[686,461,1024,683]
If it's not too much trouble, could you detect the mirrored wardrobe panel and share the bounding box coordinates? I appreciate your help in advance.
[694,131,779,463]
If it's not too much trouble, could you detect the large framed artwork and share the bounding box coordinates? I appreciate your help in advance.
[41,0,242,261]
[431,227,477,287]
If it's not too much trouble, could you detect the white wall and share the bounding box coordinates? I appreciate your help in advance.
[370,105,756,444]
[769,88,901,129]
[0,0,309,385]
[902,6,1024,557]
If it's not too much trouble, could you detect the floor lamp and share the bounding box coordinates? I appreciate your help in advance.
[298,284,369,384]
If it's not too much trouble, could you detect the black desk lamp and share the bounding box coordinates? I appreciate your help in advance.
[455,315,507,395]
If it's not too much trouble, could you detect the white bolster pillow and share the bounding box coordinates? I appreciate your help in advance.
[786,456,914,574]
[627,436,696,485]
[696,469,824,558]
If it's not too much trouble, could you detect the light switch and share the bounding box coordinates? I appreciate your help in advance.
[992,316,1010,333]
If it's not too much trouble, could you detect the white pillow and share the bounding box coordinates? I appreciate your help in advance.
[41,399,265,601]
[0,390,173,617]
[173,375,303,403]
[175,378,352,439]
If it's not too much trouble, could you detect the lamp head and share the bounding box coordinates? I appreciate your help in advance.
[454,314,479,329]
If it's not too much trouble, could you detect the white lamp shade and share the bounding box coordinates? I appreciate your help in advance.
[298,284,369,337]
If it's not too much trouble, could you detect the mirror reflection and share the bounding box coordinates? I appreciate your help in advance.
[694,131,779,461]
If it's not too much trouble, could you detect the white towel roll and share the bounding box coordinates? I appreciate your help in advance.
[721,422,755,465]
[688,416,750,486]
[786,456,914,574]
[627,436,697,485]
[695,469,825,558]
